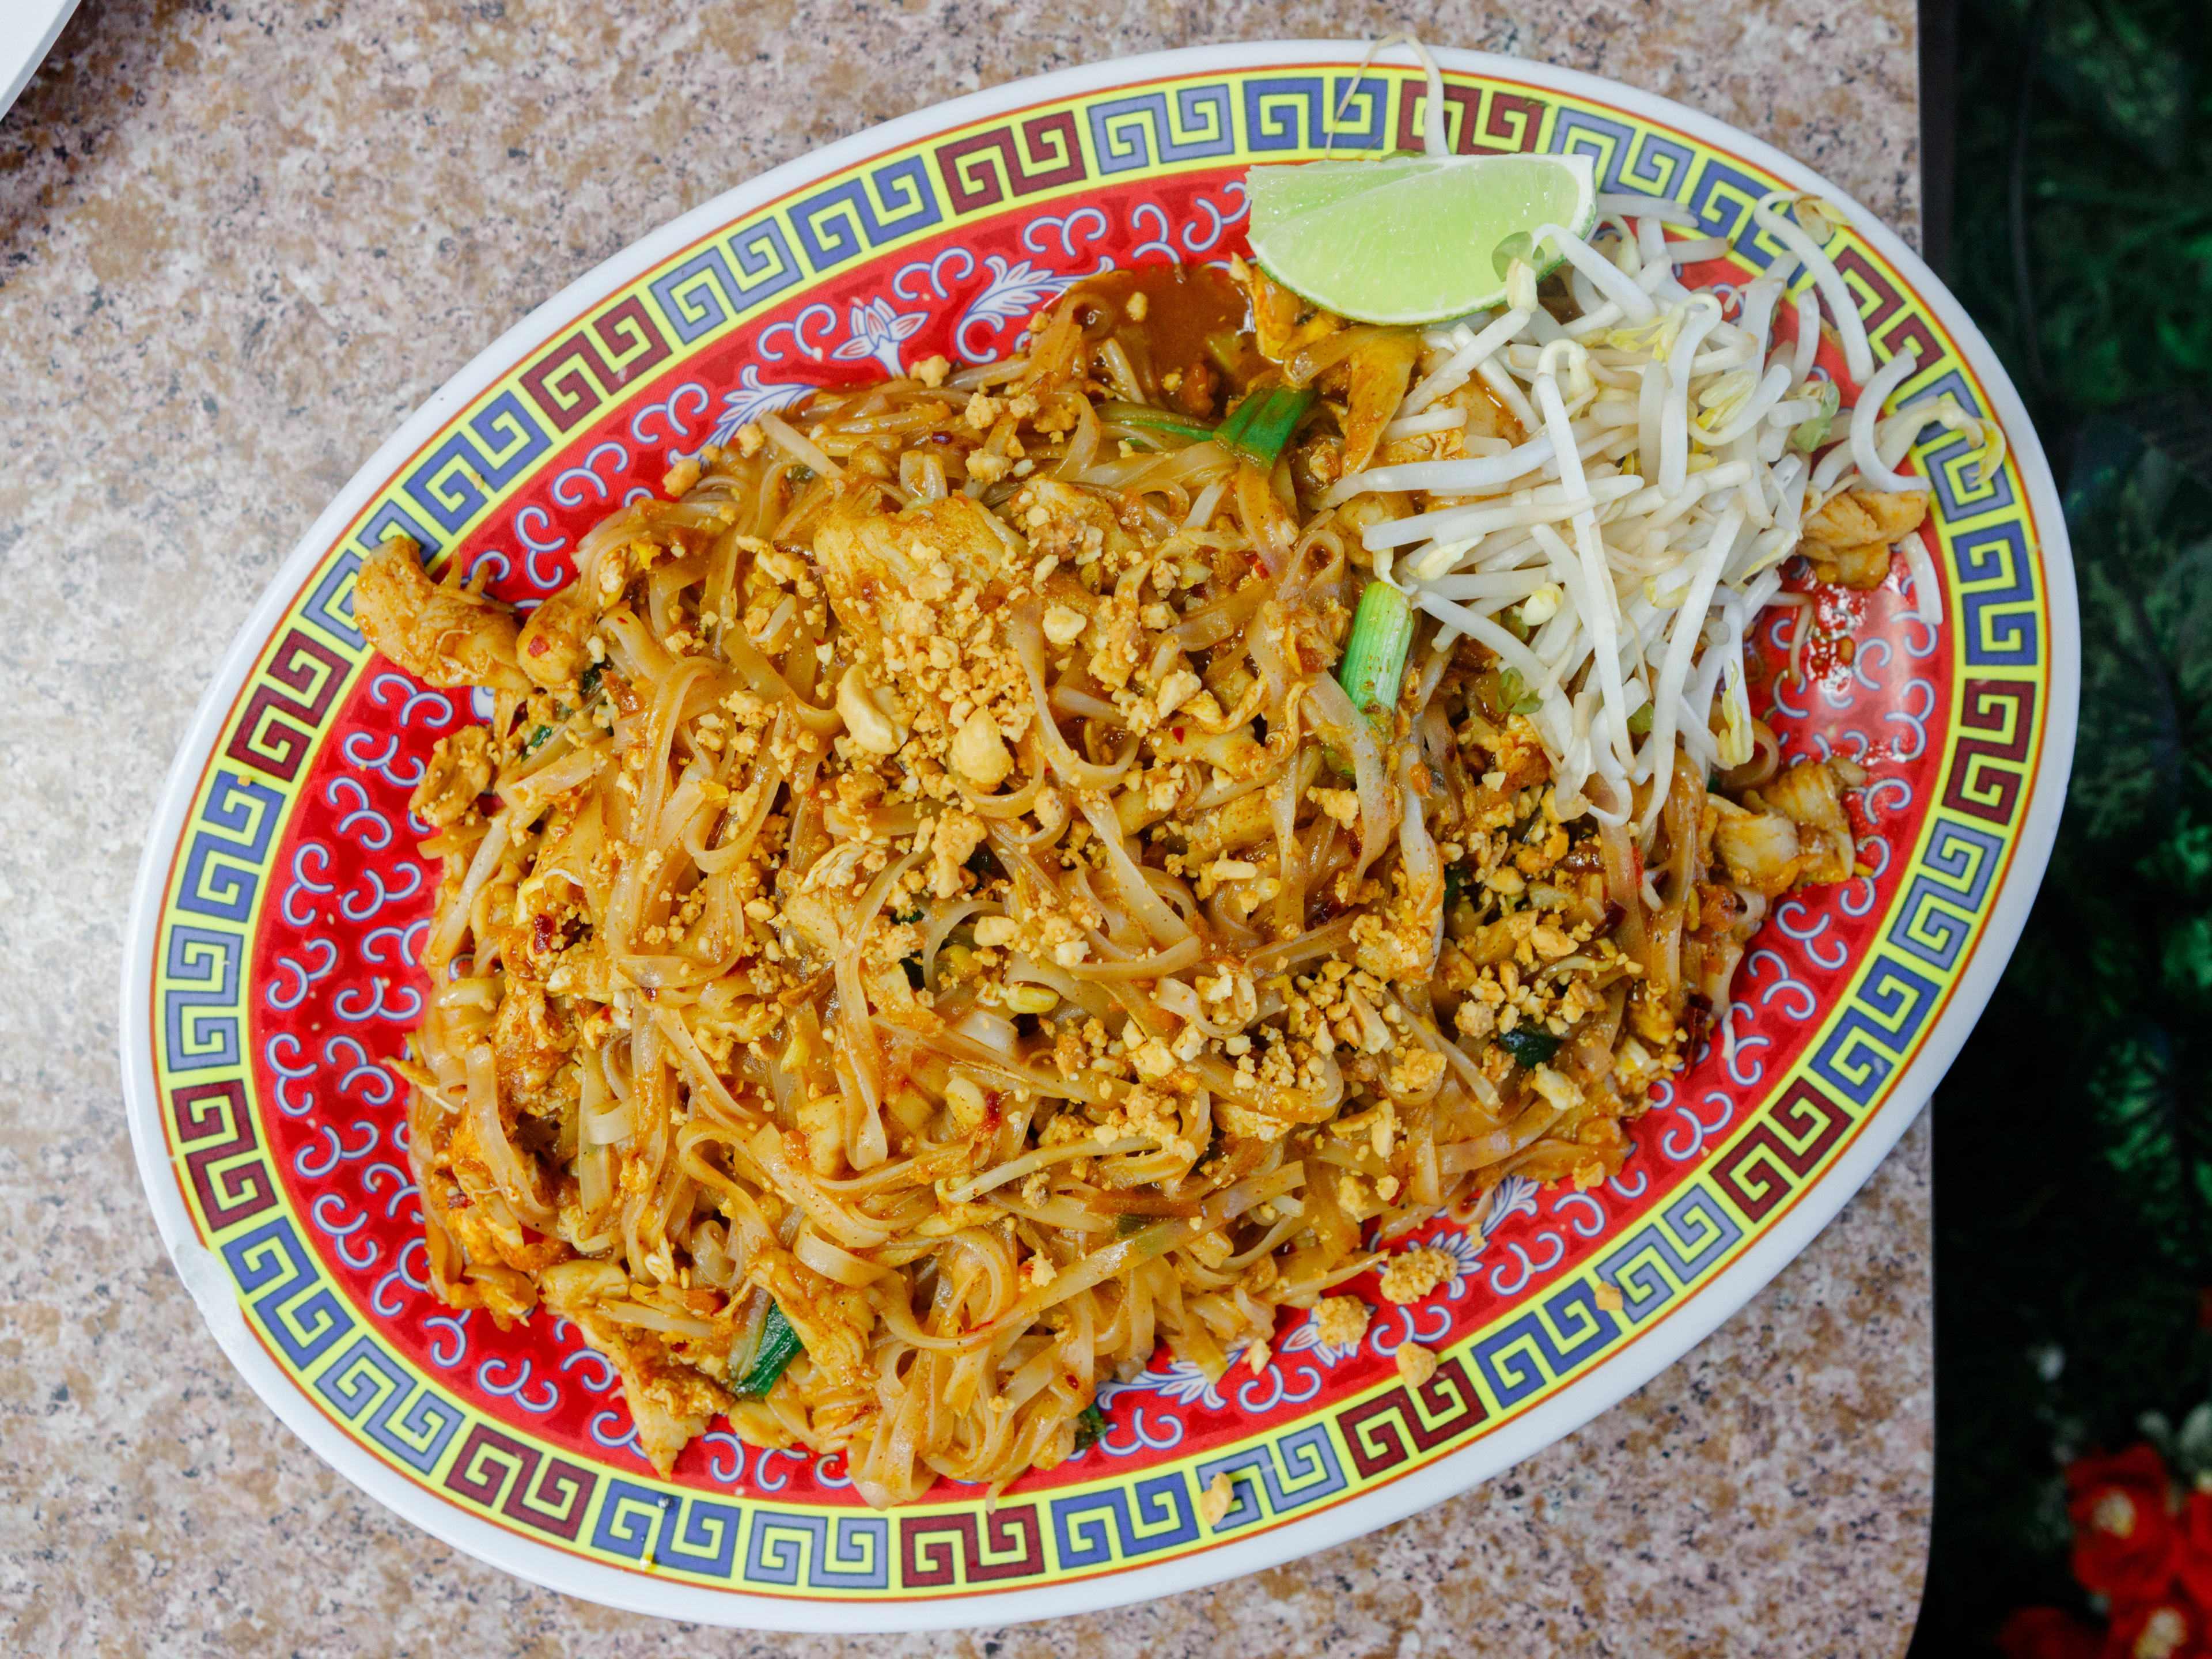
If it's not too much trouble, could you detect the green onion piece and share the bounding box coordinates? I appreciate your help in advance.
[579,663,603,699]
[1443,865,1464,911]
[1115,1211,1153,1237]
[1337,580,1415,728]
[1073,1402,1109,1452]
[733,1301,804,1397]
[1215,385,1317,469]
[522,724,555,755]
[1497,1026,1562,1069]
[1095,400,1218,445]
[1790,380,1841,452]
[1627,699,1655,737]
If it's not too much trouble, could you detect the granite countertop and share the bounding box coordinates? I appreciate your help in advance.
[0,2,1929,1653]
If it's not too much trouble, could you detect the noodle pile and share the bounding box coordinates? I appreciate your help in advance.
[357,249,1930,1505]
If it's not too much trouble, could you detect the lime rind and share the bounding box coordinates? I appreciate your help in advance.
[1245,152,1598,325]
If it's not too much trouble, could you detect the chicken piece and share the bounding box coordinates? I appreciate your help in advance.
[1800,487,1929,590]
[354,537,531,692]
[1240,260,1343,363]
[491,978,574,1120]
[411,725,493,827]
[1714,757,1858,895]
[1752,757,1856,884]
[1710,798,1801,899]
[815,490,1023,622]
[1335,331,1422,475]
[539,1263,736,1476]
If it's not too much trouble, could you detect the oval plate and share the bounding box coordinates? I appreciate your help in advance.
[121,40,2075,1630]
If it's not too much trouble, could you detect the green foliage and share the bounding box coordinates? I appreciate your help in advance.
[1922,5,2212,1631]
[1953,0,2212,416]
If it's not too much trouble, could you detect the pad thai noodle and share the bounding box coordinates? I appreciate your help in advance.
[358,207,1986,1503]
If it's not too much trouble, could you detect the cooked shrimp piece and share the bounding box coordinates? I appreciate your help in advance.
[355,537,530,692]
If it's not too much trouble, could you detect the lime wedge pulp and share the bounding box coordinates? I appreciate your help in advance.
[1245,151,1599,325]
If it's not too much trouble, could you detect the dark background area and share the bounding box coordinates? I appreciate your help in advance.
[1912,0,2212,1647]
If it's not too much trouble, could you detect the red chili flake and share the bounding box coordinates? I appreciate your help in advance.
[1682,991,1713,1051]
[532,912,556,955]
[1173,725,1187,741]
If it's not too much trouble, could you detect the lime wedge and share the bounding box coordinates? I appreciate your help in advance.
[1245,152,1598,324]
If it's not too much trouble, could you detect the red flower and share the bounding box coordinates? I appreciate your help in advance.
[2103,1597,2210,1659]
[2175,1491,2212,1610]
[2070,1446,2183,1603]
[1998,1607,2105,1659]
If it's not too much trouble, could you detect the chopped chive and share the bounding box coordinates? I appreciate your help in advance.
[1096,400,1218,445]
[1215,385,1317,469]
[579,663,603,699]
[733,1301,804,1397]
[1337,580,1415,728]
[1073,1402,1109,1451]
[1497,1026,1562,1068]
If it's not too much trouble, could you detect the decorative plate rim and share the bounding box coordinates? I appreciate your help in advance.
[120,37,2078,1631]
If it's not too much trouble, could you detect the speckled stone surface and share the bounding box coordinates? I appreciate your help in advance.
[0,2,1929,1653]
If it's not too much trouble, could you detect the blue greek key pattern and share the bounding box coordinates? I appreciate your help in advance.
[1687,158,1792,264]
[1085,85,1236,174]
[791,158,943,274]
[222,1215,356,1370]
[1887,816,2007,972]
[1050,1471,1199,1567]
[1471,1279,1625,1409]
[162,923,244,1073]
[349,498,443,566]
[315,1334,467,1473]
[1241,75,1389,153]
[743,1509,891,1590]
[1951,520,2039,667]
[1551,107,1696,200]
[647,218,804,347]
[177,772,285,923]
[593,1477,745,1578]
[1908,369,2019,524]
[403,390,551,536]
[1594,1187,1746,1324]
[1192,1422,1346,1532]
[301,550,365,650]
[1809,951,1946,1108]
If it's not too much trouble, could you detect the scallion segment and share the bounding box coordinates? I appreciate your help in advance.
[1337,579,1415,726]
[733,1301,804,1397]
[1073,1402,1109,1452]
[1215,385,1317,468]
[1094,400,1218,446]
